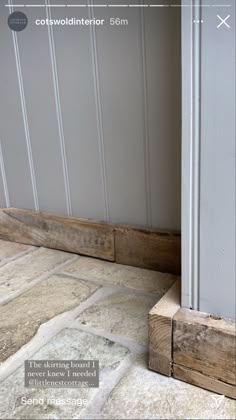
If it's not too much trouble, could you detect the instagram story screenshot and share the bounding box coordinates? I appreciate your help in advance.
[0,1,235,419]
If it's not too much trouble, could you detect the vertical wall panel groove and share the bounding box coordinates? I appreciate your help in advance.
[94,0,147,226]
[8,0,39,211]
[187,0,201,311]
[140,2,152,228]
[143,1,181,229]
[14,1,70,215]
[0,139,10,207]
[45,0,72,216]
[0,6,35,209]
[88,0,110,222]
[49,0,105,220]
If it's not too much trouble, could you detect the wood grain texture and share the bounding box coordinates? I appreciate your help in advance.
[0,208,115,261]
[173,308,236,386]
[149,280,180,376]
[0,208,181,273]
[115,226,181,274]
[173,364,236,400]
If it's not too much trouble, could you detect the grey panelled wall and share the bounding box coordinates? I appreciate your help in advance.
[199,1,235,319]
[0,0,181,229]
[181,0,235,320]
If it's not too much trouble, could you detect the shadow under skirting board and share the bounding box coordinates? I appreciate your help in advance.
[149,280,236,399]
[0,208,181,274]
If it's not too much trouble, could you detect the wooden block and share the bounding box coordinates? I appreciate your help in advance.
[173,364,236,400]
[173,308,236,386]
[0,208,115,261]
[149,280,181,376]
[115,226,181,274]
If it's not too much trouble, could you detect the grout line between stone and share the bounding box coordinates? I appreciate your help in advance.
[0,252,151,418]
[0,245,38,268]
[0,277,149,418]
[0,254,79,306]
[70,321,147,354]
[0,286,116,382]
[79,353,144,419]
[58,271,168,299]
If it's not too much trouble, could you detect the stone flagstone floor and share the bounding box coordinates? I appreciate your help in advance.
[0,239,235,419]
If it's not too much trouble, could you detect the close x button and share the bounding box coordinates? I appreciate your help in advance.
[217,15,231,29]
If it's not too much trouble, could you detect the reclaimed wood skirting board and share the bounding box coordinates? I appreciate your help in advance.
[0,208,181,274]
[149,295,236,399]
[173,364,236,400]
[173,309,236,387]
[149,279,181,376]
[115,227,180,274]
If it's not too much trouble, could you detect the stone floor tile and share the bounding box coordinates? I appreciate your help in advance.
[0,239,33,262]
[100,355,236,420]
[0,275,99,362]
[63,257,177,294]
[0,329,129,419]
[77,292,158,346]
[0,247,73,300]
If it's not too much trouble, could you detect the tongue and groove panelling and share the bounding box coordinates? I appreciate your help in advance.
[0,0,180,230]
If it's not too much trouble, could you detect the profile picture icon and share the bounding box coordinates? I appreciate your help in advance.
[8,11,28,32]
